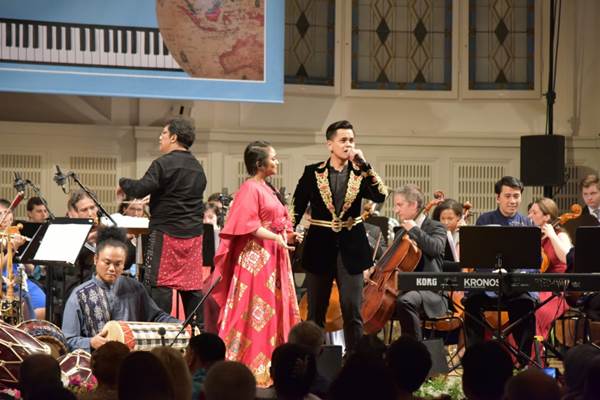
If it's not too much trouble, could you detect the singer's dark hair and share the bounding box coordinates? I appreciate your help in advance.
[325,120,354,140]
[166,117,195,149]
[243,141,286,206]
[26,197,45,212]
[96,226,129,256]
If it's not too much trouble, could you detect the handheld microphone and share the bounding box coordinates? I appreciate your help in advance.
[53,165,69,194]
[13,172,27,193]
[351,152,367,167]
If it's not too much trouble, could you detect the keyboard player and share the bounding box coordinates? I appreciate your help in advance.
[462,176,536,366]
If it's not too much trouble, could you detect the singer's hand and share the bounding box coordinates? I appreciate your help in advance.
[349,148,366,166]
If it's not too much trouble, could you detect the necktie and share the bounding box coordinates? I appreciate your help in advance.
[594,209,600,221]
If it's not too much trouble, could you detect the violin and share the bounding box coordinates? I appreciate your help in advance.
[540,204,581,272]
[361,191,444,335]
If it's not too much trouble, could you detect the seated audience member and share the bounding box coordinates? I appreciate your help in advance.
[328,355,397,400]
[152,346,193,400]
[504,368,560,400]
[268,343,318,400]
[562,343,600,400]
[581,354,600,400]
[202,361,256,400]
[185,333,226,400]
[287,321,330,397]
[385,336,432,400]
[118,351,174,400]
[61,227,178,352]
[355,334,387,362]
[80,341,129,400]
[19,354,72,400]
[461,341,513,400]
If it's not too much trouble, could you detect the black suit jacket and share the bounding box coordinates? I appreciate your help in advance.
[292,159,388,275]
[400,217,448,317]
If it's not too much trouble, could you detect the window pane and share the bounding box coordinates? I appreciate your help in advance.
[352,0,453,90]
[469,0,535,90]
[285,0,335,86]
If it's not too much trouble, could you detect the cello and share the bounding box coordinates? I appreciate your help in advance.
[361,192,444,335]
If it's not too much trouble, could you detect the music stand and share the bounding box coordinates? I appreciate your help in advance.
[18,218,93,323]
[574,227,600,273]
[459,226,541,365]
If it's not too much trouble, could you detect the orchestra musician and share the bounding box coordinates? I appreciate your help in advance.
[62,226,178,352]
[563,174,600,240]
[392,185,449,340]
[26,197,49,223]
[291,120,388,353]
[431,198,465,262]
[117,117,207,320]
[527,197,572,339]
[462,176,536,365]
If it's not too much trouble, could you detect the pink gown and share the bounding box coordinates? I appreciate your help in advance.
[535,236,569,339]
[211,179,300,387]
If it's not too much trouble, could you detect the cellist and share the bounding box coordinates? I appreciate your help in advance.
[393,185,448,340]
[527,198,572,339]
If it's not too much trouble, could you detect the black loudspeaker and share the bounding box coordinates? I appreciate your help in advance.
[520,135,565,186]
[423,338,449,377]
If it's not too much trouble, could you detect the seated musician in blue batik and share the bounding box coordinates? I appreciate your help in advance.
[62,227,178,352]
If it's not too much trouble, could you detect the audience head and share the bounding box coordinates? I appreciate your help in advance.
[582,354,600,400]
[151,346,192,400]
[563,343,600,398]
[288,321,325,357]
[19,354,62,399]
[118,351,174,400]
[67,189,98,220]
[461,341,513,400]
[329,355,397,400]
[504,368,560,400]
[432,198,463,232]
[355,334,387,362]
[494,176,524,218]
[91,341,130,388]
[271,343,316,399]
[203,360,256,400]
[26,197,49,222]
[386,336,432,394]
[185,332,226,373]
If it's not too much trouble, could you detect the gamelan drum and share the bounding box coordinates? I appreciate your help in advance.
[101,321,191,351]
[0,321,50,387]
[58,349,93,385]
[17,319,68,358]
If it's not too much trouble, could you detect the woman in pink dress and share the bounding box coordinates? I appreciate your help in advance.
[210,141,300,387]
[528,198,573,339]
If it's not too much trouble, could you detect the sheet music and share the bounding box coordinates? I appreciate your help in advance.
[35,223,91,264]
[101,213,149,228]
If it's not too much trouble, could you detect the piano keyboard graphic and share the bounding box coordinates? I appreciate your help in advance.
[0,19,183,71]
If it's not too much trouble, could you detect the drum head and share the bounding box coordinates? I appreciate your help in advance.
[17,319,68,358]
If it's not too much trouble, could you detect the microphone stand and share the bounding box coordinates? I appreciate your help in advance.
[26,180,55,220]
[70,173,117,226]
[169,275,221,347]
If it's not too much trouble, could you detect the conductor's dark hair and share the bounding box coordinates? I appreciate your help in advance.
[96,226,129,256]
[166,117,196,149]
[325,120,354,141]
[494,176,524,195]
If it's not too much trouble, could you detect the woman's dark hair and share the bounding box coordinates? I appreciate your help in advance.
[96,226,129,255]
[118,351,174,400]
[431,198,463,222]
[166,117,195,149]
[243,141,285,206]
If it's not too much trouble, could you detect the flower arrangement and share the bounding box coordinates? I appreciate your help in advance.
[66,374,97,395]
[0,388,20,399]
[416,375,464,400]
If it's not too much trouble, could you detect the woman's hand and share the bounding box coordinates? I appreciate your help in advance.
[275,234,295,251]
[287,231,303,244]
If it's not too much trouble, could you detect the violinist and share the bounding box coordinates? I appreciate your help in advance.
[463,176,536,365]
[291,120,388,353]
[528,198,572,339]
[392,185,448,341]
[431,199,465,262]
